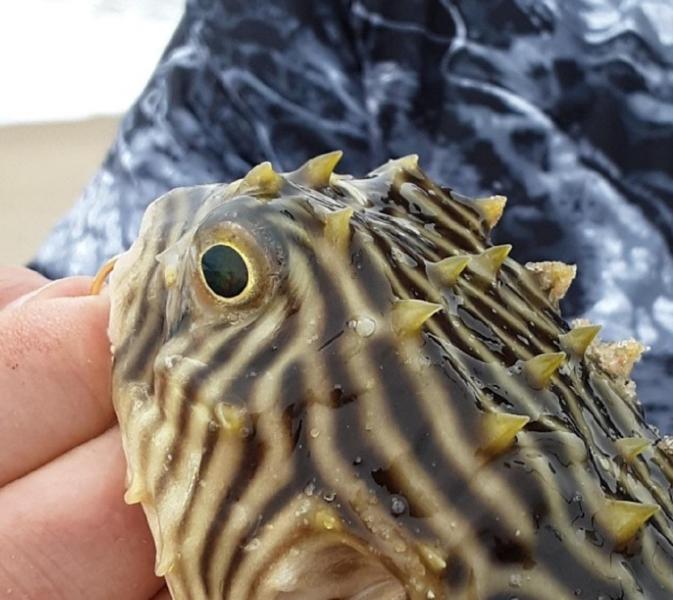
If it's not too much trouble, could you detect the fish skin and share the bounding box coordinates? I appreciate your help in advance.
[107,155,673,600]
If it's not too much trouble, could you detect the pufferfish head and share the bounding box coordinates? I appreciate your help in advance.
[108,151,390,399]
[106,152,430,599]
[103,152,666,600]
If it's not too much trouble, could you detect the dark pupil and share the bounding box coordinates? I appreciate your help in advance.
[201,245,249,298]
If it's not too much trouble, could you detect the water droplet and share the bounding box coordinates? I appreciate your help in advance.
[354,317,377,337]
[244,538,261,552]
[353,456,363,465]
[310,428,320,439]
[304,481,316,496]
[323,490,336,502]
[417,355,432,368]
[509,574,522,588]
[391,495,407,516]
[295,499,311,516]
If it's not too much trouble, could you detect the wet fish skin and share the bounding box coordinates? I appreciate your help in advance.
[108,154,673,599]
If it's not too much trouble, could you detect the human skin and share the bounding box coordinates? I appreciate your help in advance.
[0,267,171,600]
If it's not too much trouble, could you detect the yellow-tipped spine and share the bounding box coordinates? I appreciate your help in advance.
[426,255,471,287]
[392,154,420,172]
[391,299,442,337]
[524,352,566,389]
[598,499,658,546]
[370,154,420,177]
[324,207,354,251]
[560,325,601,357]
[615,437,651,462]
[90,255,118,295]
[470,245,512,280]
[480,412,530,457]
[242,161,284,195]
[294,150,343,187]
[474,195,507,229]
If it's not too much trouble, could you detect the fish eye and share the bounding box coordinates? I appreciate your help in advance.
[200,244,249,299]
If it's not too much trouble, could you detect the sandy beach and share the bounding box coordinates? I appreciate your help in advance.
[0,116,119,267]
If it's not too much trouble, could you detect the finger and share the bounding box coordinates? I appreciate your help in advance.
[0,427,163,600]
[0,292,113,485]
[4,275,93,309]
[0,266,48,309]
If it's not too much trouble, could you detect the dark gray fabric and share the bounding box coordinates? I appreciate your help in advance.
[32,0,673,431]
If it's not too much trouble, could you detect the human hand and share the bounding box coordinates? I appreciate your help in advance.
[0,267,171,600]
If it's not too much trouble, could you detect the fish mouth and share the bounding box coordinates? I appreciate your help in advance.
[90,255,119,295]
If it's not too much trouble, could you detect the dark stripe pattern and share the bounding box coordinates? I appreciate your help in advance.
[108,156,673,600]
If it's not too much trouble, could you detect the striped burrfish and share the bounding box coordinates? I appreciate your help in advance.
[101,152,673,599]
